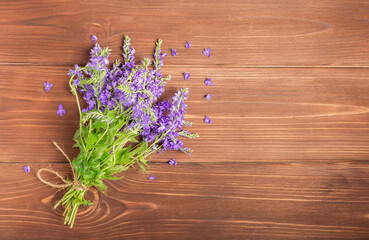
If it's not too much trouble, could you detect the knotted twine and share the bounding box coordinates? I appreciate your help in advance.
[37,141,88,191]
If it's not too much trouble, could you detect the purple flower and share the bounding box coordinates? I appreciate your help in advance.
[204,115,212,124]
[75,36,196,155]
[203,48,211,57]
[68,64,81,76]
[183,72,191,80]
[91,35,97,42]
[74,78,80,86]
[185,41,191,48]
[204,78,213,86]
[24,166,30,173]
[43,81,53,92]
[57,104,66,116]
[168,158,177,166]
[148,174,156,180]
[171,48,178,56]
[205,94,213,100]
[87,43,111,71]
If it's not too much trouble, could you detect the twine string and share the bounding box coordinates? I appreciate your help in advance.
[37,141,88,191]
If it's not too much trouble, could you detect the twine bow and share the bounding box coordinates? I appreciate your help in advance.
[37,141,88,191]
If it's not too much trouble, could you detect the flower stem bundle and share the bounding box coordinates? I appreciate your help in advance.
[39,36,198,228]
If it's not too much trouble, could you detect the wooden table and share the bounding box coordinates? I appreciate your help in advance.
[1,0,369,239]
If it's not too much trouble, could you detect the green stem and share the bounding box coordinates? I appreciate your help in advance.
[69,73,86,151]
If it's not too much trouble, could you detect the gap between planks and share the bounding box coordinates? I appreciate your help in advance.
[3,63,369,69]
[3,160,369,165]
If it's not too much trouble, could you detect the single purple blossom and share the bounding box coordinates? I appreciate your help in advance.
[203,48,211,57]
[185,41,191,48]
[148,174,156,180]
[43,81,53,92]
[24,166,30,173]
[183,72,191,80]
[168,158,177,166]
[171,48,178,56]
[68,64,81,76]
[74,78,80,86]
[205,94,213,100]
[204,115,212,124]
[204,78,213,86]
[91,35,97,42]
[57,104,66,116]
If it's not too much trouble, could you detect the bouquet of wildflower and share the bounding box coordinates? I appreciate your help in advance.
[38,36,198,228]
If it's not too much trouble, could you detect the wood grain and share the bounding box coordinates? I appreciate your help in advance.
[2,66,369,163]
[1,0,369,239]
[1,0,369,66]
[1,162,369,239]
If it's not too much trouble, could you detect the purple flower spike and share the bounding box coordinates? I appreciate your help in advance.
[204,78,213,86]
[171,48,178,56]
[148,174,156,180]
[203,48,211,57]
[185,41,191,48]
[91,35,97,42]
[43,81,53,92]
[168,158,177,166]
[204,115,212,124]
[57,104,66,116]
[24,166,30,173]
[205,94,213,101]
[183,72,191,80]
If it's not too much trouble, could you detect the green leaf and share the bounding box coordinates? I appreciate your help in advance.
[73,128,81,140]
[106,165,126,175]
[136,161,148,173]
[103,131,115,146]
[92,120,107,130]
[104,174,124,180]
[90,146,108,160]
[115,147,134,165]
[86,132,98,150]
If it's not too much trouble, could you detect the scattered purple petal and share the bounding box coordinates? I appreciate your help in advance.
[168,158,177,166]
[148,174,156,180]
[202,48,211,57]
[171,48,178,56]
[205,94,213,101]
[43,81,53,92]
[91,35,97,42]
[204,115,212,124]
[57,104,66,117]
[185,41,191,48]
[183,72,191,80]
[24,166,30,173]
[204,78,213,86]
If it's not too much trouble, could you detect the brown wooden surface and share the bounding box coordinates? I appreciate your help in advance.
[1,0,369,239]
[2,162,369,240]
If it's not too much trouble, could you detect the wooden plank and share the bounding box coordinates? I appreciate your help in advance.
[1,0,369,66]
[2,66,369,163]
[0,162,369,239]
